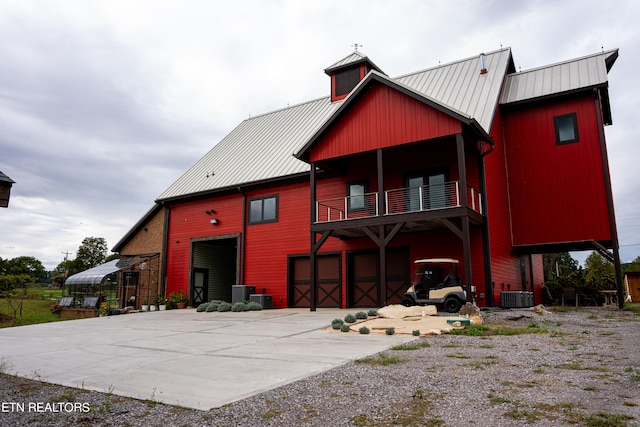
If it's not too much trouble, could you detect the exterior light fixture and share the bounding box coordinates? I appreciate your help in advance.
[210,219,219,225]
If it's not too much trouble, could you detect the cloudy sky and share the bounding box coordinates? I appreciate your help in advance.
[1,0,639,271]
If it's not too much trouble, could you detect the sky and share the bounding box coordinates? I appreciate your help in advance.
[0,0,639,271]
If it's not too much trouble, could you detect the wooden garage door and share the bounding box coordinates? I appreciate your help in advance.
[386,248,410,304]
[348,251,378,308]
[288,254,341,308]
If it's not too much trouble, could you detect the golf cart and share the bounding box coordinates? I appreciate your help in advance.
[400,258,467,313]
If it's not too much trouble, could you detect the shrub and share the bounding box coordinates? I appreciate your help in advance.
[196,303,209,312]
[367,309,378,317]
[340,324,350,333]
[206,303,219,312]
[332,323,342,330]
[231,302,250,312]
[385,327,396,335]
[355,311,368,319]
[344,314,357,323]
[247,301,263,311]
[359,326,370,335]
[331,318,344,326]
[412,330,421,336]
[217,302,232,312]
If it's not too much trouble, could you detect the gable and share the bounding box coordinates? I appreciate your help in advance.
[308,82,463,162]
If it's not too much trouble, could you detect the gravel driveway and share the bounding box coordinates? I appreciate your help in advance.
[1,306,639,426]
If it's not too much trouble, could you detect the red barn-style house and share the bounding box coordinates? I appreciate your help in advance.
[137,47,621,310]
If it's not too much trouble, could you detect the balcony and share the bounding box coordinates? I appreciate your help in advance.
[316,181,482,223]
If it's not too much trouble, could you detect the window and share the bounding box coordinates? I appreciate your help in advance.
[335,67,361,97]
[347,181,368,212]
[554,113,579,145]
[405,170,448,211]
[249,195,278,224]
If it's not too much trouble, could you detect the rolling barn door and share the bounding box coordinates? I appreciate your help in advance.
[289,254,341,308]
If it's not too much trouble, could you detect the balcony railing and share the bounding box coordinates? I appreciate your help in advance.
[315,181,482,223]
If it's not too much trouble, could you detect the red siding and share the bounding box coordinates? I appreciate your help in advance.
[485,108,524,302]
[503,96,611,247]
[310,84,462,162]
[165,194,245,296]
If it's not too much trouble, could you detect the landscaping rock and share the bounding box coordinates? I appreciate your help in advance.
[377,304,436,319]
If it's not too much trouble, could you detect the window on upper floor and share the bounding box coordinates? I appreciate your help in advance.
[554,113,580,145]
[249,195,278,225]
[335,67,361,97]
[347,180,368,213]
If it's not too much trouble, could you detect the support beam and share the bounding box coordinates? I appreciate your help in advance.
[594,91,624,308]
[310,163,317,312]
[478,150,494,306]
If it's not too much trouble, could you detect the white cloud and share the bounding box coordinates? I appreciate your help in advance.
[0,0,638,269]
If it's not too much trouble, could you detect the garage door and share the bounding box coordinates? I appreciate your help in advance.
[288,254,341,308]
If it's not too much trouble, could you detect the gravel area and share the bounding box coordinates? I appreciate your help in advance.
[1,306,639,426]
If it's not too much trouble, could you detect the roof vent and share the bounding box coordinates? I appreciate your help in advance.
[479,53,487,75]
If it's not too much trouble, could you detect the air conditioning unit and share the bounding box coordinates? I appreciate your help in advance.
[500,291,533,308]
[232,285,256,303]
[250,294,273,309]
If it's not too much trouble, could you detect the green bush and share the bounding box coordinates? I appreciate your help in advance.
[196,303,209,312]
[340,324,350,332]
[247,301,263,311]
[332,323,342,330]
[359,326,370,335]
[217,302,232,312]
[355,311,368,319]
[331,318,344,326]
[385,327,396,335]
[344,314,357,323]
[412,330,421,336]
[367,309,378,317]
[231,302,250,312]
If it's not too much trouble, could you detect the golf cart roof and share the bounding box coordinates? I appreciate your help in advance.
[414,258,459,265]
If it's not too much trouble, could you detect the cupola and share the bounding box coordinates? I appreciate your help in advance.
[324,50,385,102]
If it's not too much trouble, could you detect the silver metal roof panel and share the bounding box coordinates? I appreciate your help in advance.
[499,49,618,105]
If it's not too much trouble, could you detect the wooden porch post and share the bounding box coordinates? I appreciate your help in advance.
[456,134,473,302]
[376,149,387,306]
[310,162,317,312]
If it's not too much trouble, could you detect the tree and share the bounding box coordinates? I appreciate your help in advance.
[1,256,47,282]
[584,251,615,290]
[542,252,578,283]
[71,237,108,275]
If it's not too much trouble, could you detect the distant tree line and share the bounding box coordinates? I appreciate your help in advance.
[1,237,118,293]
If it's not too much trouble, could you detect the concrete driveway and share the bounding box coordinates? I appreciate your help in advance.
[0,308,413,410]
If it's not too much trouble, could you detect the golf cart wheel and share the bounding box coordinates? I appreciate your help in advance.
[400,297,415,307]
[443,297,462,313]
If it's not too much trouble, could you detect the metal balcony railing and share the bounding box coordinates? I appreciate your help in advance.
[315,181,482,223]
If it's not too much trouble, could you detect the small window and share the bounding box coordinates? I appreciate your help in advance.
[335,67,361,97]
[347,181,368,212]
[554,113,579,145]
[249,195,278,224]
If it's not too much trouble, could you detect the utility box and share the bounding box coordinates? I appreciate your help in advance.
[232,285,256,303]
[500,291,533,308]
[250,294,273,309]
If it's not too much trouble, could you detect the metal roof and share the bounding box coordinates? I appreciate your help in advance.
[157,97,341,200]
[324,51,384,75]
[499,49,618,105]
[396,48,513,132]
[65,259,120,285]
[159,48,615,202]
[0,171,15,184]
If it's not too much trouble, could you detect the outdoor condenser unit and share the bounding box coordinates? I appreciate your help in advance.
[232,285,256,303]
[250,294,273,309]
[500,291,534,308]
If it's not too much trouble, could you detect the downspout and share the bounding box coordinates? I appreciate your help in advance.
[160,202,170,298]
[239,187,246,285]
[594,89,624,308]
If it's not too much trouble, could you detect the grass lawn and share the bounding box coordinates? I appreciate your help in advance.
[0,297,75,328]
